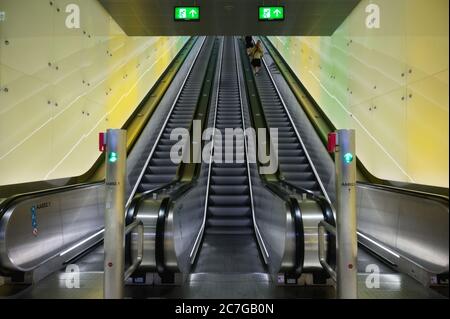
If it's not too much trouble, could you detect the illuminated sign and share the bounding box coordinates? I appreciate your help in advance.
[259,6,285,21]
[175,7,200,21]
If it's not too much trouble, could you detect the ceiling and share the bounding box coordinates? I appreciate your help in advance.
[98,0,361,36]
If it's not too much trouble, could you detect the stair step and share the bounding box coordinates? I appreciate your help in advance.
[209,195,250,206]
[205,226,253,235]
[207,217,252,228]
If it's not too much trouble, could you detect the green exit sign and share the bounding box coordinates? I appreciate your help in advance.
[174,7,200,21]
[259,6,285,21]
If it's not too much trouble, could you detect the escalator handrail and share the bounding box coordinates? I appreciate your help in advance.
[357,181,449,206]
[261,36,449,199]
[0,37,199,201]
[257,38,333,206]
[2,34,206,250]
[0,181,104,219]
[126,36,208,208]
[188,37,225,264]
[234,37,270,263]
[155,197,171,275]
[127,37,221,276]
[126,37,220,220]
[240,37,311,275]
[241,37,336,274]
[290,197,305,276]
[0,37,203,219]
[277,179,336,226]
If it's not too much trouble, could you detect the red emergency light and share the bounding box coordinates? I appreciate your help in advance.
[327,132,337,153]
[99,132,106,152]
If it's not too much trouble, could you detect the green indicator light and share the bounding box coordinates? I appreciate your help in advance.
[259,6,285,21]
[174,7,200,21]
[343,152,354,164]
[109,152,118,163]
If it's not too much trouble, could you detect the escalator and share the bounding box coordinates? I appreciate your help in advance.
[192,37,265,274]
[131,37,214,195]
[127,37,322,289]
[246,36,449,291]
[0,36,218,289]
[1,35,447,299]
[246,42,329,202]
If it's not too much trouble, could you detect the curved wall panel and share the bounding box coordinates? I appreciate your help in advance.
[0,0,189,186]
[269,0,449,188]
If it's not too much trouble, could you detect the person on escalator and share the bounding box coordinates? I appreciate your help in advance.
[250,40,264,76]
[245,36,254,56]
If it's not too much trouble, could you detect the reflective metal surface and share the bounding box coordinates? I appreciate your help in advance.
[171,178,208,273]
[0,184,104,273]
[126,220,144,280]
[357,184,449,285]
[0,36,208,280]
[260,36,449,286]
[126,37,209,205]
[319,221,336,281]
[335,129,358,299]
[238,37,300,275]
[132,200,160,271]
[191,37,265,274]
[104,129,127,299]
[299,198,326,271]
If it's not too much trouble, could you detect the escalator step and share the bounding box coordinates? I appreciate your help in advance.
[209,195,250,206]
[147,166,177,175]
[207,217,252,228]
[211,176,247,185]
[142,174,174,184]
[208,205,251,217]
[283,172,315,181]
[205,226,253,235]
[212,167,246,176]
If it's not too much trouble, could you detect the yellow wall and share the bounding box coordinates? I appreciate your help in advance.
[270,0,449,188]
[0,0,189,186]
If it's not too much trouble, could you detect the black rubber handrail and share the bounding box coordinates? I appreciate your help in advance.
[290,197,305,277]
[240,36,336,275]
[0,181,104,219]
[0,37,201,220]
[125,37,221,278]
[261,36,449,199]
[0,37,199,199]
[357,181,449,205]
[237,37,308,277]
[277,179,337,270]
[155,197,170,276]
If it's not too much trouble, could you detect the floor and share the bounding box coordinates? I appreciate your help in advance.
[1,246,446,299]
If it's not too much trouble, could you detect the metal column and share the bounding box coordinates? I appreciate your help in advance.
[103,129,127,299]
[335,129,357,299]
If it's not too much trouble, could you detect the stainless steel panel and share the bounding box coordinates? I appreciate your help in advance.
[133,200,160,271]
[0,184,105,272]
[171,179,207,273]
[357,184,449,275]
[300,198,325,270]
[251,178,294,274]
[164,208,178,272]
[262,38,448,279]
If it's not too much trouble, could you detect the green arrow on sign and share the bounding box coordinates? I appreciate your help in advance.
[175,7,200,21]
[259,6,284,20]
